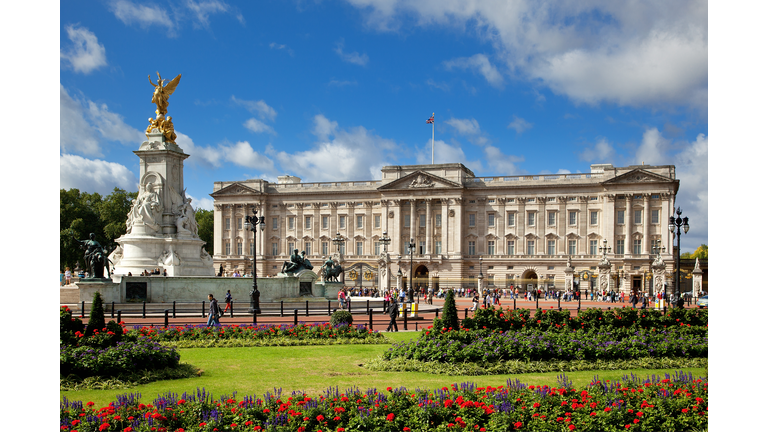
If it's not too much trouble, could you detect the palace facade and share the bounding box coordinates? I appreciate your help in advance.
[211,163,681,295]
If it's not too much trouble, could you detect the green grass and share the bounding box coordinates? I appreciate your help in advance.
[60,332,707,407]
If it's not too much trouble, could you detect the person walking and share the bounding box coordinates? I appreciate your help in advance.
[338,289,346,309]
[207,294,221,327]
[65,267,72,286]
[223,289,233,313]
[470,294,479,311]
[386,299,399,332]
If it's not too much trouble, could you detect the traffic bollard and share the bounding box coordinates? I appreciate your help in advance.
[143,301,146,319]
[164,310,169,327]
[294,309,298,326]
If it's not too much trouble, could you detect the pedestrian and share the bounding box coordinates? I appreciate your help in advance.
[65,267,72,286]
[470,293,479,311]
[338,289,346,309]
[60,270,65,287]
[386,299,399,332]
[427,288,433,305]
[223,289,233,313]
[207,294,220,327]
[162,268,168,277]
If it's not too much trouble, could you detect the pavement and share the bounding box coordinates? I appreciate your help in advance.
[62,290,700,333]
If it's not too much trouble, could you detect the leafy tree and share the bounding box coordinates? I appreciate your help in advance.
[196,208,214,256]
[692,244,708,260]
[436,289,460,331]
[98,188,137,250]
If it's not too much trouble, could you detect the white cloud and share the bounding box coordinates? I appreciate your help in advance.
[60,85,101,156]
[579,138,616,163]
[111,0,175,33]
[60,85,145,157]
[507,115,533,134]
[269,42,294,56]
[345,0,707,110]
[671,133,708,251]
[415,139,476,168]
[635,127,671,165]
[443,54,504,89]
[446,118,481,135]
[175,131,222,167]
[334,39,369,66]
[274,114,397,181]
[186,193,214,211]
[425,79,450,91]
[328,79,358,87]
[60,25,107,74]
[60,154,138,195]
[231,96,277,121]
[185,0,230,28]
[483,145,524,175]
[243,118,276,135]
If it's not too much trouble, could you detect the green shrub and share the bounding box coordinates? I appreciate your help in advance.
[330,309,354,327]
[436,289,460,330]
[85,291,106,337]
[60,306,84,346]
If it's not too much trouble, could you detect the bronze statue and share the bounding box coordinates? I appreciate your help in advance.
[148,72,181,117]
[73,233,111,279]
[280,249,313,274]
[321,257,343,282]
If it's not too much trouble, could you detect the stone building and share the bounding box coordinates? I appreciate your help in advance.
[210,163,681,295]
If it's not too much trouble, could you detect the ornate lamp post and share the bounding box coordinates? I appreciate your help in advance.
[668,207,690,308]
[478,256,484,294]
[244,209,265,313]
[380,230,391,253]
[407,238,416,302]
[378,231,391,293]
[332,232,345,255]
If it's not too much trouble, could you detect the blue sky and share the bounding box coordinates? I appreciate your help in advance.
[59,0,708,253]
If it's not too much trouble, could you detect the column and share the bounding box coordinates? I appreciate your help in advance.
[453,198,463,258]
[391,200,401,256]
[625,196,633,253]
[441,198,449,256]
[365,202,373,254]
[243,203,250,256]
[660,193,672,257]
[425,199,433,255]
[213,204,222,256]
[558,197,568,255]
[537,197,545,255]
[579,197,588,256]
[477,198,486,255]
[296,203,304,248]
[643,194,651,254]
[517,198,526,255]
[409,199,416,245]
[258,202,266,257]
[230,205,237,258]
[603,195,616,252]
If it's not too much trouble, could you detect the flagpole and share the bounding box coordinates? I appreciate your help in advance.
[431,114,435,164]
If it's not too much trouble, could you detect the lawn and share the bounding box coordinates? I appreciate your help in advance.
[61,332,707,407]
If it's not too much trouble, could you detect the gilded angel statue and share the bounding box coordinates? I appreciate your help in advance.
[148,72,181,116]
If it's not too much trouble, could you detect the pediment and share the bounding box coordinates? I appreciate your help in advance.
[377,170,463,191]
[210,183,261,197]
[602,169,675,185]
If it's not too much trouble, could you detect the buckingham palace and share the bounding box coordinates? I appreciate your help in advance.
[210,162,682,295]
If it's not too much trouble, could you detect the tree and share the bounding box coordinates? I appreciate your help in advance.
[196,208,214,256]
[692,244,708,260]
[98,188,137,250]
[85,291,106,337]
[437,289,460,331]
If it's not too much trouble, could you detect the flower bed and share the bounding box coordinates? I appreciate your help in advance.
[127,323,386,348]
[60,371,707,432]
[382,327,707,363]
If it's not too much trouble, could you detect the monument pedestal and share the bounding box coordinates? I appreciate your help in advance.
[76,279,120,303]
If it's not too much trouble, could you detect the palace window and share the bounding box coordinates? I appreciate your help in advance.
[507,241,515,255]
[237,217,242,229]
[547,240,555,255]
[404,213,410,227]
[225,218,231,230]
[374,215,381,228]
[616,239,625,255]
[589,240,597,255]
[322,216,329,229]
[339,215,346,229]
[469,214,476,227]
[435,241,442,254]
[569,211,577,225]
[305,242,312,255]
[356,241,363,255]
[305,216,312,229]
[488,213,495,227]
[322,242,328,256]
[435,214,442,227]
[617,210,625,225]
[508,213,515,226]
[651,209,659,224]
[468,241,476,256]
[288,242,294,253]
[527,212,535,226]
[420,214,426,227]
[237,241,243,255]
[568,240,576,255]
[633,239,642,254]
[249,243,254,256]
[527,240,535,255]
[272,217,278,229]
[288,216,295,230]
[488,240,495,255]
[357,215,364,229]
[339,242,345,255]
[271,243,278,255]
[225,241,231,255]
[419,241,425,254]
[634,210,642,224]
[548,211,556,226]
[590,211,598,225]
[374,241,380,255]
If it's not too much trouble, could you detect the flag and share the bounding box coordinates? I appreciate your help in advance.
[426,113,434,124]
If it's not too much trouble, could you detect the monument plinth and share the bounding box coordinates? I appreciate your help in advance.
[110,72,215,277]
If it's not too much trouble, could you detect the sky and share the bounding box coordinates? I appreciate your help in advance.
[59,0,708,253]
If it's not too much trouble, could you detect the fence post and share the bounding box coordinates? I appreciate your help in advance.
[435,309,439,321]
[535,295,539,310]
[202,301,206,317]
[464,308,468,319]
[111,302,115,318]
[117,310,122,324]
[81,301,85,318]
[366,299,370,311]
[348,298,352,313]
[403,306,408,331]
[142,301,147,319]
[328,300,331,316]
[368,308,373,330]
[513,298,516,310]
[230,301,234,318]
[557,296,561,309]
[306,300,309,317]
[164,310,169,327]
[173,301,176,318]
[253,311,258,324]
[293,309,298,326]
[281,301,284,317]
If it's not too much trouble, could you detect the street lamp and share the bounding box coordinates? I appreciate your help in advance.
[668,207,690,308]
[598,238,611,257]
[478,256,483,294]
[380,230,391,253]
[407,238,416,302]
[244,209,265,313]
[332,232,345,255]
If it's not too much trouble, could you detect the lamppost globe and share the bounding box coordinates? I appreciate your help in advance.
[668,207,690,308]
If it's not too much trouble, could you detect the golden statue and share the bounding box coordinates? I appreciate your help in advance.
[148,72,181,117]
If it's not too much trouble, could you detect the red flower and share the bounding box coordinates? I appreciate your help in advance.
[636,412,643,417]
[387,413,395,421]
[568,425,576,431]
[604,407,612,412]
[316,415,325,422]
[533,402,540,408]
[682,408,689,413]
[514,422,523,429]
[387,387,393,392]
[403,428,411,432]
